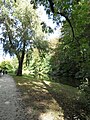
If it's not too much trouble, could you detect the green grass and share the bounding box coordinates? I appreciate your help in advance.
[11,74,90,120]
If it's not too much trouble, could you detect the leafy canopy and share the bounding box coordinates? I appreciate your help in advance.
[0,0,46,58]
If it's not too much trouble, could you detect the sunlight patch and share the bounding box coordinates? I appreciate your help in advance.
[39,110,64,120]
[43,80,51,85]
[5,101,10,105]
[18,82,31,86]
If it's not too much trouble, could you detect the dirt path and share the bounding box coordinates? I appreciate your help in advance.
[0,74,28,120]
[2,74,86,120]
[0,75,64,120]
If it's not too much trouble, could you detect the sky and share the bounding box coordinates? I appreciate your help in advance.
[0,43,12,62]
[0,30,12,62]
[37,6,61,39]
[0,44,3,62]
[0,5,61,63]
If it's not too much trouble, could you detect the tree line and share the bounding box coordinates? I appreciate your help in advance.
[0,0,90,82]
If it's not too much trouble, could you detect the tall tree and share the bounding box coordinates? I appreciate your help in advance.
[0,0,45,76]
[50,0,90,79]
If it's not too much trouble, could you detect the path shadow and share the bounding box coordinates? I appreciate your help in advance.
[14,75,89,120]
[14,77,57,120]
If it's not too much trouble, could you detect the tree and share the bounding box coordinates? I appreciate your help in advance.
[0,0,46,76]
[30,0,80,39]
[24,44,50,77]
[50,0,90,79]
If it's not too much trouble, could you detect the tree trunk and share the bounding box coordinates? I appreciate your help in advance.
[17,59,23,76]
[16,39,25,76]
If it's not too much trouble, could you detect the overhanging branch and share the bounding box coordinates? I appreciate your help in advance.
[48,0,75,39]
[57,12,75,39]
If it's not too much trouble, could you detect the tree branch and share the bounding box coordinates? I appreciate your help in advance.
[48,0,75,39]
[58,12,75,39]
[5,19,20,59]
[5,23,15,49]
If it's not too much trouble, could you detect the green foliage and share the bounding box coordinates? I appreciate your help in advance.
[0,0,47,75]
[0,60,13,72]
[50,1,90,80]
[24,48,51,76]
[0,0,44,56]
[11,57,18,71]
[78,78,90,118]
[41,22,53,33]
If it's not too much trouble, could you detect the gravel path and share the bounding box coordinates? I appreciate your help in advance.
[0,74,65,120]
[0,74,28,120]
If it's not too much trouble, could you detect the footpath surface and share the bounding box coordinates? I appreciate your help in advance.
[0,75,64,120]
[0,74,28,120]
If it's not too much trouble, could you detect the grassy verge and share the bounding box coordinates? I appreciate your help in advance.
[12,74,89,120]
